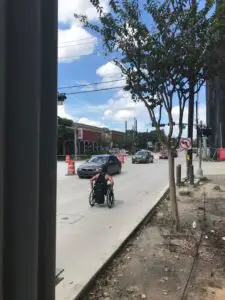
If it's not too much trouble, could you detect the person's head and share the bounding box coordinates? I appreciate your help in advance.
[100,165,107,175]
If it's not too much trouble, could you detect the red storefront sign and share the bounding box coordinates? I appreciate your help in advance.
[218,148,225,161]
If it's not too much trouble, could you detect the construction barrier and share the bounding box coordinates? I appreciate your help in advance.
[65,154,70,163]
[218,148,225,161]
[66,160,75,175]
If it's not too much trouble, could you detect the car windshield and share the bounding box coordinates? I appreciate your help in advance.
[136,151,147,156]
[88,156,108,164]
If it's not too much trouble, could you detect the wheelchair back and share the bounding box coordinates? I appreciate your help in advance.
[94,173,107,204]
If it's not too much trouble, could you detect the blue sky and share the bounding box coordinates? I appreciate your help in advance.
[57,0,206,136]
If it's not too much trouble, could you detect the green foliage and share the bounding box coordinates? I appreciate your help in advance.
[124,129,166,150]
[76,0,221,150]
[57,117,74,141]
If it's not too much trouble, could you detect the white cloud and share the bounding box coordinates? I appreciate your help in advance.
[57,104,74,120]
[94,62,148,125]
[84,89,149,130]
[58,0,109,24]
[114,110,136,120]
[58,0,109,63]
[102,90,147,120]
[96,61,126,88]
[104,109,113,117]
[96,61,122,78]
[58,25,98,63]
[78,117,105,128]
[57,105,106,128]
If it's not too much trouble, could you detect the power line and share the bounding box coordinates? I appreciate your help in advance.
[58,78,126,90]
[58,37,97,45]
[58,50,102,60]
[65,85,125,95]
[58,40,98,49]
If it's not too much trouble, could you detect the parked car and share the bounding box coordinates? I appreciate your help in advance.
[77,154,121,178]
[132,150,154,164]
[159,149,177,159]
[159,151,169,159]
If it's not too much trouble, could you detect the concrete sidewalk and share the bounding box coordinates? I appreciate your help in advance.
[199,160,225,176]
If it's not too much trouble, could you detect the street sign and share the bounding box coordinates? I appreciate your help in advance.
[180,138,192,150]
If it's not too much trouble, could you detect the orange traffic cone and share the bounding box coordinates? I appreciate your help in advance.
[66,160,75,175]
[65,155,70,163]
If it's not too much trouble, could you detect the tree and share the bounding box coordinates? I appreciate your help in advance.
[76,0,221,230]
[57,117,74,156]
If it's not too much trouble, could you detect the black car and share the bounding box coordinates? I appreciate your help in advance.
[132,150,154,164]
[77,154,122,178]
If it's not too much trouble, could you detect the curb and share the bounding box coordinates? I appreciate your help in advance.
[74,185,169,300]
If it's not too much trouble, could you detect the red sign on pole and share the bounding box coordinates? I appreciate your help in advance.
[179,138,192,150]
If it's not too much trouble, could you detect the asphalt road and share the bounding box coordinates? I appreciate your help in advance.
[55,157,181,300]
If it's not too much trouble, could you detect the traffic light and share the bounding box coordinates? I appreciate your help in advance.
[202,127,212,137]
[152,123,166,127]
[196,125,212,137]
[57,92,67,104]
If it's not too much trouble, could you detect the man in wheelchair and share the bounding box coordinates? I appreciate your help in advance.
[90,166,114,205]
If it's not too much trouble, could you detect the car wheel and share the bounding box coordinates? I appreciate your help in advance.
[151,157,154,163]
[132,160,135,164]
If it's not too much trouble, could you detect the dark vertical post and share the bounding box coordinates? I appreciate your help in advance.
[38,0,58,299]
[176,164,182,186]
[0,2,6,298]
[189,165,194,185]
[2,0,41,299]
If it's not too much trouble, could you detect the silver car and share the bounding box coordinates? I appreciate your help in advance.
[132,150,154,164]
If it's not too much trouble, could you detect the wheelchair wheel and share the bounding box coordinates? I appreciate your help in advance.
[106,189,114,208]
[89,190,95,207]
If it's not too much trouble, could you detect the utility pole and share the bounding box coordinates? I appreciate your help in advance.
[187,0,196,179]
[196,121,203,178]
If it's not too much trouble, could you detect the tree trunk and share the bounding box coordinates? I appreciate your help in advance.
[168,149,180,231]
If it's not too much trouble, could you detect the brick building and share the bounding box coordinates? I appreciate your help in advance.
[73,123,125,155]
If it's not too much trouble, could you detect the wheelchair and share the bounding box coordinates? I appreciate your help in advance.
[89,181,115,208]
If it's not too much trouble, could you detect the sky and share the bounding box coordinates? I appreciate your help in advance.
[57,0,206,136]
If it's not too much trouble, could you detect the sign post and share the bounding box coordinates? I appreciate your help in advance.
[180,138,193,181]
[179,138,192,151]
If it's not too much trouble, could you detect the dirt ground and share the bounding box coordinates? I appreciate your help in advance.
[79,175,225,300]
